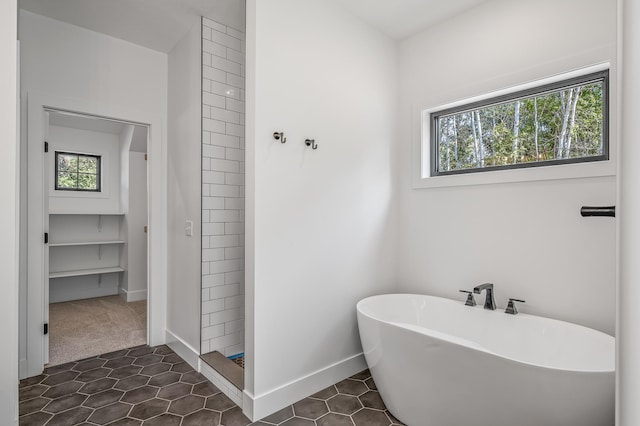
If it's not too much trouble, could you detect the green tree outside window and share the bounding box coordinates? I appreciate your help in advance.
[55,152,101,191]
[431,71,608,176]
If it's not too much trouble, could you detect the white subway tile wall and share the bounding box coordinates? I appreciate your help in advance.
[202,17,245,358]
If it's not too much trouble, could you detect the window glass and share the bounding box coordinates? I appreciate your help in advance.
[55,152,101,192]
[430,70,608,176]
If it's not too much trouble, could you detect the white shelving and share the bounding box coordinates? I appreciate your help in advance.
[49,212,125,215]
[49,266,125,279]
[49,240,125,247]
[48,213,126,302]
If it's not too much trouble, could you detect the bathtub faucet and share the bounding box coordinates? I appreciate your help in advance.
[473,283,496,310]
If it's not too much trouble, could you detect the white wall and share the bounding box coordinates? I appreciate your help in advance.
[19,9,167,368]
[246,0,397,418]
[19,11,167,110]
[397,0,617,334]
[167,19,202,353]
[206,0,246,34]
[0,0,19,423]
[200,16,246,358]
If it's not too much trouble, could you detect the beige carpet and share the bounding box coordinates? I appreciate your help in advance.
[48,295,146,366]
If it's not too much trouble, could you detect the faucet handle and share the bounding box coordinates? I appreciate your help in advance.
[459,290,477,307]
[505,298,526,315]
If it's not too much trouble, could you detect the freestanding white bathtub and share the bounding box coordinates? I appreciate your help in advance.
[357,293,614,426]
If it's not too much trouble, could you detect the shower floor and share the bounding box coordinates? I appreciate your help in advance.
[200,351,243,390]
[229,353,244,368]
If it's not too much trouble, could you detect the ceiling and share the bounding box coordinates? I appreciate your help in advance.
[335,0,488,40]
[19,0,486,53]
[19,0,245,53]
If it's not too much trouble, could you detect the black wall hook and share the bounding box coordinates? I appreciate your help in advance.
[273,132,286,143]
[305,139,318,150]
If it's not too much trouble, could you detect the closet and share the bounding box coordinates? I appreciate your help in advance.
[43,110,149,365]
[45,112,149,300]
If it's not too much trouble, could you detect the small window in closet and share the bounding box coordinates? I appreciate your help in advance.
[54,151,101,192]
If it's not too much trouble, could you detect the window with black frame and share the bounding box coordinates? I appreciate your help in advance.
[430,70,609,176]
[55,151,101,192]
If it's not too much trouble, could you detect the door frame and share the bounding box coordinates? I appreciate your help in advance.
[24,92,167,378]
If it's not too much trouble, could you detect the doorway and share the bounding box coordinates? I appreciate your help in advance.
[44,110,149,366]
[23,93,167,379]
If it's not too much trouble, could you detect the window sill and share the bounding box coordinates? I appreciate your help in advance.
[412,159,615,189]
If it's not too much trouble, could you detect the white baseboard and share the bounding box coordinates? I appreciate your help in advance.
[243,352,367,421]
[119,288,147,302]
[165,329,200,371]
[199,358,244,408]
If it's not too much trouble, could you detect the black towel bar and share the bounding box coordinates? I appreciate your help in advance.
[580,206,615,217]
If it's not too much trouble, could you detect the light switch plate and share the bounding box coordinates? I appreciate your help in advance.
[185,220,193,237]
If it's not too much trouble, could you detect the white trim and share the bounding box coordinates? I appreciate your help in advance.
[118,288,148,302]
[243,352,367,421]
[26,99,47,374]
[199,358,244,408]
[413,62,616,189]
[19,359,27,379]
[242,390,254,422]
[24,91,167,378]
[616,1,623,423]
[1,8,20,418]
[165,328,200,370]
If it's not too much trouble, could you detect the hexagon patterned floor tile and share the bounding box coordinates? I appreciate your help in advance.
[249,371,404,426]
[19,345,404,426]
[18,345,250,426]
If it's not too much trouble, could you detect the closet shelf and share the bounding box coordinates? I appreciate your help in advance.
[49,266,125,279]
[49,212,125,216]
[49,241,125,247]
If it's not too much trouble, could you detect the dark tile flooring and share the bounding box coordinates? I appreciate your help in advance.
[254,370,404,426]
[19,345,249,426]
[19,345,403,426]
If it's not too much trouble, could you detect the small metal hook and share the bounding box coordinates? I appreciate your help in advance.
[305,139,318,150]
[273,132,286,143]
